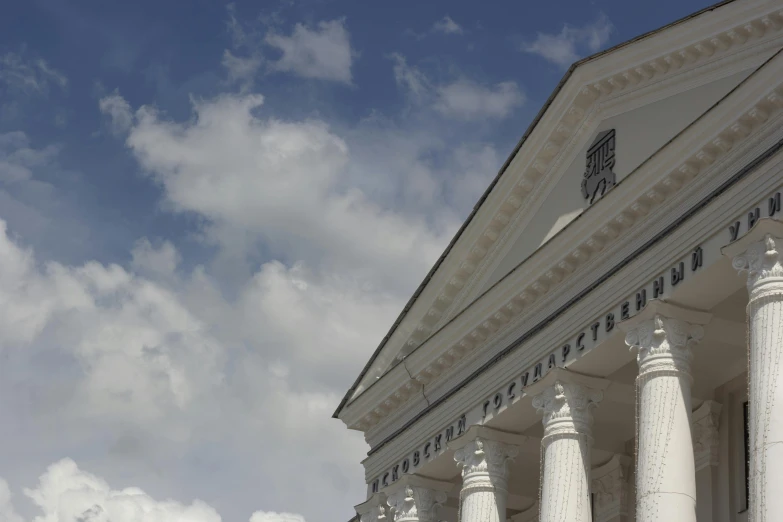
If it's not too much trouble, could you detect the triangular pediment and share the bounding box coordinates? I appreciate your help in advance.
[456,68,754,309]
[335,0,783,421]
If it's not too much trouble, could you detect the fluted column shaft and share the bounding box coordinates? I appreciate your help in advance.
[532,378,602,522]
[724,220,783,522]
[454,435,518,522]
[622,303,710,522]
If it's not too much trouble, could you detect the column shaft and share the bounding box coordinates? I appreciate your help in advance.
[540,431,590,521]
[726,223,783,522]
[636,358,695,520]
[531,376,603,522]
[622,303,710,522]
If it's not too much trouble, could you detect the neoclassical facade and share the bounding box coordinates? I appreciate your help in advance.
[336,1,783,520]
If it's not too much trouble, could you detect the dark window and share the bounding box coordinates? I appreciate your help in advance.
[744,401,750,510]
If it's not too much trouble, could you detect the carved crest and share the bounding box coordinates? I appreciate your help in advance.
[581,129,617,204]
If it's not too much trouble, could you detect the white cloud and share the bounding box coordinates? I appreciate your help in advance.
[0,50,67,96]
[0,479,24,522]
[0,211,370,520]
[101,92,448,289]
[390,53,430,100]
[434,80,524,120]
[0,62,500,521]
[0,132,60,184]
[250,512,307,522]
[99,92,134,135]
[5,84,493,517]
[0,458,306,522]
[131,238,181,277]
[432,15,463,35]
[222,50,263,89]
[264,19,353,83]
[522,14,613,68]
[0,219,225,426]
[391,55,524,120]
[24,459,224,522]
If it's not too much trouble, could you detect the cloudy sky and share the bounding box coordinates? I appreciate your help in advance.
[0,1,720,521]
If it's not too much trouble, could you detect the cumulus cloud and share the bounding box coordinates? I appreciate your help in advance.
[0,459,308,522]
[264,19,354,83]
[0,209,372,520]
[131,238,181,277]
[432,15,463,35]
[101,92,448,289]
[10,82,500,519]
[22,459,224,522]
[0,49,67,97]
[0,219,225,425]
[391,54,524,120]
[522,13,613,68]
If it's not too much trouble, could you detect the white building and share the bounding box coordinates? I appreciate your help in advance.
[334,1,783,520]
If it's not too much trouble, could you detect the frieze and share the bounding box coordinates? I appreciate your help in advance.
[368,186,783,496]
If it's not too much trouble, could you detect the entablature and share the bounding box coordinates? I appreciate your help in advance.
[361,136,783,483]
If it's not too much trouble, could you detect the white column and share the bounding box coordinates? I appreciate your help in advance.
[385,476,452,522]
[449,426,525,522]
[527,369,605,522]
[356,493,388,522]
[620,301,711,522]
[722,218,783,522]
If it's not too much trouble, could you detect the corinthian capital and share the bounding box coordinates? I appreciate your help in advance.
[454,438,517,478]
[449,427,526,486]
[722,219,783,297]
[526,369,607,436]
[385,477,451,522]
[619,301,711,374]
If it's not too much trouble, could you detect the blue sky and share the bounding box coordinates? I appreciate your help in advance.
[0,1,720,521]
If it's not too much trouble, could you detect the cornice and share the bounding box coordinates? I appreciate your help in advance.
[338,1,783,417]
[343,46,783,434]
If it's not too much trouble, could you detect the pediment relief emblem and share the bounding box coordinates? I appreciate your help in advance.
[582,129,617,205]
